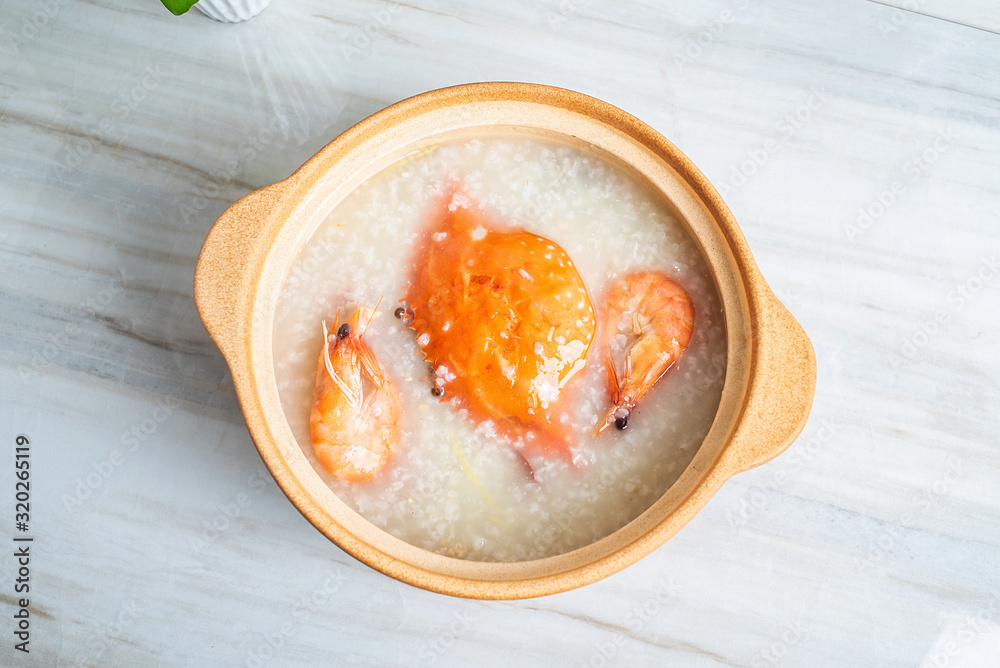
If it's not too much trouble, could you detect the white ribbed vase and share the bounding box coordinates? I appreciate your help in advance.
[195,0,271,23]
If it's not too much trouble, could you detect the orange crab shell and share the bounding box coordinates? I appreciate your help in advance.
[403,193,596,456]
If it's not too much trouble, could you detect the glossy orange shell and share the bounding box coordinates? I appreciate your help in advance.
[404,194,596,455]
[310,311,400,481]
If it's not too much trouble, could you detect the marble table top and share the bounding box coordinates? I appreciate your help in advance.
[2,0,998,665]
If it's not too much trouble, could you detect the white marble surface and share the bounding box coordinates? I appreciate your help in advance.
[2,0,999,666]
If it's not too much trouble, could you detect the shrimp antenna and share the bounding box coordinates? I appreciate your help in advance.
[364,295,384,333]
[608,353,621,405]
[594,353,622,436]
[322,320,358,409]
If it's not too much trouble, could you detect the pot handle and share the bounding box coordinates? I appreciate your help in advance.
[722,286,817,473]
[194,178,297,366]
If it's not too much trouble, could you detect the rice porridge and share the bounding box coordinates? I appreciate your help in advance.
[272,134,727,562]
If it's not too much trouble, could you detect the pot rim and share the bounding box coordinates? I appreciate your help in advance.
[194,82,816,599]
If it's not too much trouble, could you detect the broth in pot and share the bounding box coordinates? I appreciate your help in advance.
[273,134,727,562]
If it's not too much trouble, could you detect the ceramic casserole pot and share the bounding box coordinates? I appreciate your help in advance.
[194,82,816,599]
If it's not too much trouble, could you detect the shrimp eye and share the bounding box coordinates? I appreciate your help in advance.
[615,415,629,431]
[395,304,414,325]
[431,386,444,397]
[337,323,351,339]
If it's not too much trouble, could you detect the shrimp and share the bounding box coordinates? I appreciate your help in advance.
[310,301,401,481]
[596,272,694,434]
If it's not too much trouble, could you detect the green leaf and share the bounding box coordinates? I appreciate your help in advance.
[160,0,200,15]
